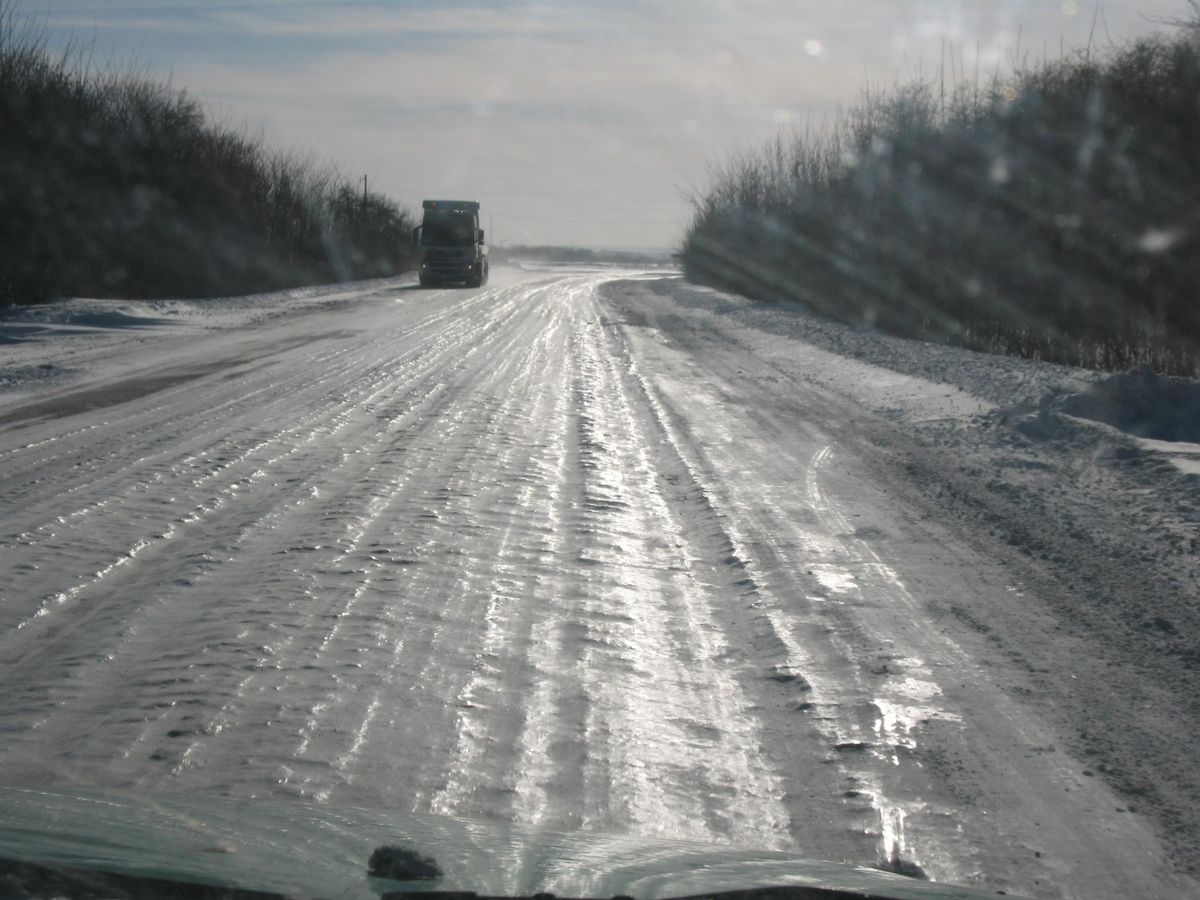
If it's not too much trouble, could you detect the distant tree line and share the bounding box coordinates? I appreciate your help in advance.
[682,7,1200,375]
[0,7,416,306]
[492,244,672,266]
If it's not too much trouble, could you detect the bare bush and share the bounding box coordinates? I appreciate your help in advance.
[0,4,416,305]
[683,14,1200,376]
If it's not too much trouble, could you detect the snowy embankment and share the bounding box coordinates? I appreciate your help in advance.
[604,276,1200,880]
[0,266,582,406]
[656,280,1200,475]
[0,275,415,406]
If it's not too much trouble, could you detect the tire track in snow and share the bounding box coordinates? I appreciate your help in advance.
[176,282,562,803]
[139,286,537,792]
[281,291,553,803]
[0,286,529,785]
[425,291,573,818]
[492,279,794,849]
[597,317,913,866]
[0,290,500,645]
[0,358,433,777]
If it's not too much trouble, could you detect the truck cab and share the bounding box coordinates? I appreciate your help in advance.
[413,199,489,288]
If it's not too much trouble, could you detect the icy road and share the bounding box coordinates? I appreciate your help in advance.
[1,269,1197,899]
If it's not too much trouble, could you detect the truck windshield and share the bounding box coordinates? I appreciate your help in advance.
[422,214,475,246]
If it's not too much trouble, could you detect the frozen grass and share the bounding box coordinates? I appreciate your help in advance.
[682,6,1200,376]
[0,3,416,306]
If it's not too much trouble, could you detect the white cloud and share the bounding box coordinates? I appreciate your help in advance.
[16,0,1186,247]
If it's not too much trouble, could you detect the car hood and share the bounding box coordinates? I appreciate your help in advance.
[0,785,1010,899]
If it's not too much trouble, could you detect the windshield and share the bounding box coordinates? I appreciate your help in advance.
[422,213,477,247]
[2,3,1198,900]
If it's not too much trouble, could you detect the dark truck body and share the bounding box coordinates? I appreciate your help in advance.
[414,199,489,288]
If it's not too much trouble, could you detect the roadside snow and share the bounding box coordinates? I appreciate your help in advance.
[1059,369,1200,476]
[0,276,414,407]
[655,278,1200,478]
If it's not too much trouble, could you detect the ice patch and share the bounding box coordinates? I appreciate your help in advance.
[810,565,857,595]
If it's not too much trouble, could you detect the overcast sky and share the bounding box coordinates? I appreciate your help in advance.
[15,1,1186,249]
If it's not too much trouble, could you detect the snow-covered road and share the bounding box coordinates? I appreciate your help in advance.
[1,269,1196,899]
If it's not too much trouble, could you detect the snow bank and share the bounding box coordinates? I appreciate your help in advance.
[1060,367,1200,443]
[0,275,413,405]
[650,278,1200,476]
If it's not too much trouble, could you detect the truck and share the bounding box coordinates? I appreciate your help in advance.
[413,199,489,288]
